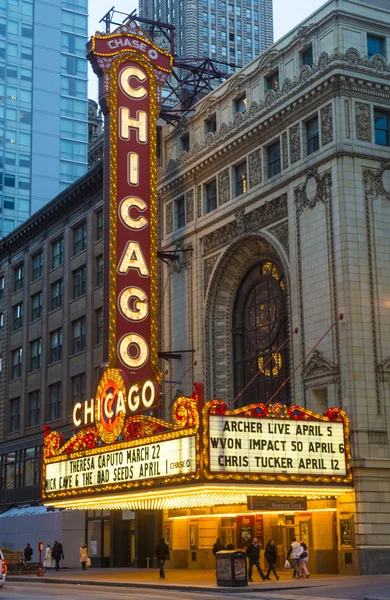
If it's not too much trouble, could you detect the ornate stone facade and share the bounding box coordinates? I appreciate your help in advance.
[289,123,301,163]
[321,103,333,145]
[218,168,230,205]
[355,102,372,142]
[186,189,194,222]
[248,148,262,188]
[165,202,173,235]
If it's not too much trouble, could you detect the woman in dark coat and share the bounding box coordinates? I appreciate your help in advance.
[155,537,169,579]
[264,539,280,580]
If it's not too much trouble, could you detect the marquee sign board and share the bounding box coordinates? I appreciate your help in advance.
[202,401,352,485]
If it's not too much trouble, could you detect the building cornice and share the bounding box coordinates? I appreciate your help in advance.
[0,162,103,255]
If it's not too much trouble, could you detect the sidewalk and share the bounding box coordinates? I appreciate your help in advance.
[6,567,390,599]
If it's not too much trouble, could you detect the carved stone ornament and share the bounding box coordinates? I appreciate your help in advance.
[165,202,173,235]
[159,47,390,182]
[301,350,338,386]
[289,123,301,163]
[202,194,288,255]
[218,168,230,206]
[368,431,388,445]
[186,188,194,223]
[204,254,220,294]
[355,102,372,142]
[269,220,289,256]
[197,185,202,218]
[282,132,288,170]
[363,162,390,202]
[321,104,333,145]
[171,240,193,273]
[248,148,262,188]
[294,167,332,215]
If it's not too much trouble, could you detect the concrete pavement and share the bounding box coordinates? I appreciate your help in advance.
[6,568,390,599]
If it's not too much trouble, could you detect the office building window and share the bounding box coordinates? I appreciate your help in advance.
[307,116,320,155]
[301,45,313,66]
[175,196,185,229]
[234,95,247,113]
[48,383,62,422]
[12,302,23,331]
[181,133,190,152]
[49,329,63,364]
[51,279,64,311]
[31,291,43,321]
[51,237,64,269]
[9,397,20,432]
[31,251,43,281]
[96,308,103,344]
[11,347,22,379]
[14,264,24,292]
[96,255,103,287]
[205,180,217,213]
[72,317,86,354]
[96,209,103,240]
[71,373,85,406]
[30,338,42,372]
[0,276,4,300]
[235,161,247,196]
[205,115,217,134]
[266,70,279,91]
[268,141,281,178]
[73,265,87,298]
[374,109,390,146]
[28,391,40,428]
[73,221,87,255]
[367,34,385,59]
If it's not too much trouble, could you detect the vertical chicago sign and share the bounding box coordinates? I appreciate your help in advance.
[86,23,173,440]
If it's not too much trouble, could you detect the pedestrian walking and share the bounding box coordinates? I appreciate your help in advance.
[300,541,310,578]
[24,543,33,562]
[155,537,169,579]
[246,537,266,582]
[212,538,225,555]
[287,537,302,579]
[43,544,52,570]
[80,543,88,570]
[264,539,280,581]
[52,540,64,571]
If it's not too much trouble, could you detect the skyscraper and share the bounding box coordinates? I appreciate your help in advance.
[139,0,274,70]
[0,0,88,238]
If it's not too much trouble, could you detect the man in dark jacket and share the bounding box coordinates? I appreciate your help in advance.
[212,538,225,555]
[155,537,169,579]
[52,541,64,572]
[246,538,266,582]
[24,543,33,562]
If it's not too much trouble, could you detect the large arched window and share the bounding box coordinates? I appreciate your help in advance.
[232,260,289,406]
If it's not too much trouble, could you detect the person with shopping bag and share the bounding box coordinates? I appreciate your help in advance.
[287,537,302,578]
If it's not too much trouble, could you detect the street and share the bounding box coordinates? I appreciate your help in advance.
[1,576,390,600]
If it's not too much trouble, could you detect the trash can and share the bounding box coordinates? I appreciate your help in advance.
[216,550,248,587]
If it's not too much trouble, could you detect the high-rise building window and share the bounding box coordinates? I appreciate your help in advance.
[31,291,43,321]
[48,383,62,422]
[73,221,87,255]
[51,279,64,311]
[51,237,64,268]
[71,373,85,406]
[9,397,20,432]
[205,115,217,135]
[30,338,42,372]
[96,209,103,240]
[14,264,24,292]
[28,391,40,428]
[0,276,4,300]
[268,141,281,178]
[96,307,103,345]
[96,255,103,287]
[31,250,43,281]
[72,317,86,354]
[374,108,390,146]
[205,180,217,213]
[301,45,313,66]
[235,161,248,196]
[307,116,320,155]
[234,95,247,113]
[49,329,63,364]
[266,70,279,91]
[181,133,190,152]
[175,196,186,230]
[11,347,22,380]
[367,34,385,60]
[73,265,87,298]
[13,302,23,331]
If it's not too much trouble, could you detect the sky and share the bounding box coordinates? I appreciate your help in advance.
[88,0,327,98]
